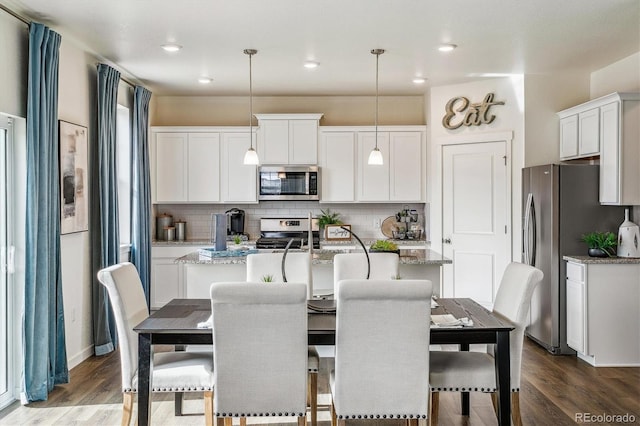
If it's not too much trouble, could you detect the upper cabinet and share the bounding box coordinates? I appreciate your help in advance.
[319,126,426,203]
[558,93,640,205]
[255,114,323,164]
[151,127,257,204]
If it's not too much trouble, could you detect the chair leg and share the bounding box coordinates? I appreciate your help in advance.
[240,418,247,426]
[224,418,232,426]
[407,419,419,426]
[298,415,307,426]
[175,392,184,416]
[429,391,439,426]
[330,401,337,426]
[511,391,523,426]
[309,372,318,426]
[204,391,214,426]
[216,417,226,426]
[490,392,498,415]
[122,393,134,426]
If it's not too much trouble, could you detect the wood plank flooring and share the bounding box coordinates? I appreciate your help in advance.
[0,338,638,425]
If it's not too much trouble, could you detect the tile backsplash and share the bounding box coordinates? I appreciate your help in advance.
[153,202,429,241]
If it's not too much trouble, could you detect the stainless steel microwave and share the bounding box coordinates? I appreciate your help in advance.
[258,166,320,200]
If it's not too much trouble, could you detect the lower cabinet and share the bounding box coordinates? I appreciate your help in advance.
[565,260,640,366]
[151,245,206,310]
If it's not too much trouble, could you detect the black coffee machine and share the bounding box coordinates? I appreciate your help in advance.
[225,208,245,235]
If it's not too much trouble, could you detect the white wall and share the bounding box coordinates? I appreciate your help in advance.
[428,77,526,261]
[0,11,28,117]
[591,52,640,99]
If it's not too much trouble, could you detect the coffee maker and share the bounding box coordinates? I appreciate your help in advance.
[225,208,245,235]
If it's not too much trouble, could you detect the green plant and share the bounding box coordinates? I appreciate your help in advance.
[391,273,402,280]
[581,231,617,256]
[233,235,242,245]
[261,274,274,283]
[317,208,342,228]
[369,240,398,252]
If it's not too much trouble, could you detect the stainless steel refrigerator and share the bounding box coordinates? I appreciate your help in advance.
[522,164,624,354]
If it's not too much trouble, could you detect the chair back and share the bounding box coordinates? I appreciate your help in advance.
[333,279,432,419]
[210,281,308,417]
[246,252,312,284]
[490,262,543,388]
[97,262,149,391]
[333,252,400,283]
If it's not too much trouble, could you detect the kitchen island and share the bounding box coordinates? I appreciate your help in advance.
[175,247,451,299]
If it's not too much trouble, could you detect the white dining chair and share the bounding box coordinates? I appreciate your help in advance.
[97,262,214,426]
[330,278,432,425]
[429,262,543,426]
[210,281,308,426]
[245,252,318,426]
[333,252,400,284]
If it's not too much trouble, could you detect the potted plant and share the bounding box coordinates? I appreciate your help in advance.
[369,239,399,254]
[317,209,342,238]
[581,232,617,257]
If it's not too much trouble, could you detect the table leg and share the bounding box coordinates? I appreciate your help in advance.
[138,333,152,426]
[494,330,511,426]
[460,343,470,416]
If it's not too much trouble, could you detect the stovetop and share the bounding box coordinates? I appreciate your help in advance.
[256,217,320,249]
[256,234,320,249]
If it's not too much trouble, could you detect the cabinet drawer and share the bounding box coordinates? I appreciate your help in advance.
[566,262,585,282]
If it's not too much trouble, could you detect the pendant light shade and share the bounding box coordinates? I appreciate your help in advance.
[243,49,259,165]
[368,49,385,165]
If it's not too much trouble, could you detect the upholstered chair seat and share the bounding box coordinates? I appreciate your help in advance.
[330,279,432,425]
[97,262,214,426]
[333,252,400,283]
[428,262,543,426]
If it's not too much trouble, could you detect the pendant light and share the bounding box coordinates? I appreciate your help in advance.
[368,49,385,165]
[243,49,259,165]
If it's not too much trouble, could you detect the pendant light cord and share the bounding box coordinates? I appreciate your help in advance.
[371,49,384,151]
[249,50,254,149]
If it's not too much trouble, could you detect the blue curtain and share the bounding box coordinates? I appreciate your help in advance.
[23,22,69,403]
[91,63,121,355]
[130,86,152,306]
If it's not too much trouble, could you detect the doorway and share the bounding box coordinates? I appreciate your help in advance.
[441,138,511,308]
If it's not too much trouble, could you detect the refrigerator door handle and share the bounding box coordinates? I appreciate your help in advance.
[524,193,537,266]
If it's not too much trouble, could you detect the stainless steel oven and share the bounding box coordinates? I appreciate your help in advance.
[258,166,319,200]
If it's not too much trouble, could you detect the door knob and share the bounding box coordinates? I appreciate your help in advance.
[443,238,452,244]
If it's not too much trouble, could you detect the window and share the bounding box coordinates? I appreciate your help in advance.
[116,105,131,249]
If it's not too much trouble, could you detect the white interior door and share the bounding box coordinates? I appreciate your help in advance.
[442,140,511,308]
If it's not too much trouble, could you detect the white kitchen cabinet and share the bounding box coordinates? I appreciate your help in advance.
[598,94,640,205]
[319,131,356,202]
[558,108,599,160]
[564,258,640,366]
[255,114,323,165]
[559,115,578,159]
[153,132,220,203]
[357,132,390,201]
[221,132,258,203]
[151,245,206,310]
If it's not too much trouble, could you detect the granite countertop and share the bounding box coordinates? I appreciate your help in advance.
[176,248,451,266]
[563,255,640,264]
[153,238,430,248]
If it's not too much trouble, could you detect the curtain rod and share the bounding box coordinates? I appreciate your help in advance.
[95,64,137,89]
[0,3,31,26]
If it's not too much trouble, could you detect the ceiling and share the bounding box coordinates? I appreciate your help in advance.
[4,0,640,96]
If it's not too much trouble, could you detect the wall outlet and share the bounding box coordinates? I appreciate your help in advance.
[373,218,381,228]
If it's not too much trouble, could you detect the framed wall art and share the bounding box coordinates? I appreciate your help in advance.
[325,224,352,241]
[59,120,88,234]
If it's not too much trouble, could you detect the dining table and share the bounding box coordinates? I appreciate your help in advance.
[134,297,514,426]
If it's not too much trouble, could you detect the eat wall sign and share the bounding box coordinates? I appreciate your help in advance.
[442,93,505,130]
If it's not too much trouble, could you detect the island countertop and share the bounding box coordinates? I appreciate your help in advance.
[175,248,451,266]
[563,255,640,264]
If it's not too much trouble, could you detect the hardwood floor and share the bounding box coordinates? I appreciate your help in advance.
[1,338,638,425]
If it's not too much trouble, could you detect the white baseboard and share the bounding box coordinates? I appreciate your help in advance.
[68,345,95,370]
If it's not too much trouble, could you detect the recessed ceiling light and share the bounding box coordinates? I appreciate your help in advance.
[198,77,212,84]
[413,77,426,84]
[304,61,320,69]
[161,43,182,52]
[438,44,457,52]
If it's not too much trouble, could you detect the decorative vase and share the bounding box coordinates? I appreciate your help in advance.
[588,248,608,258]
[617,208,640,258]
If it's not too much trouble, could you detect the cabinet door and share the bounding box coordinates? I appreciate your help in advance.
[289,120,318,164]
[258,119,289,164]
[389,132,423,201]
[357,132,390,201]
[578,108,600,156]
[320,132,356,202]
[150,258,181,310]
[599,102,620,204]
[566,278,586,353]
[221,132,257,202]
[559,115,578,159]
[188,133,220,202]
[155,133,187,202]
